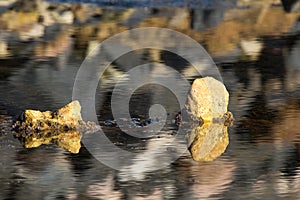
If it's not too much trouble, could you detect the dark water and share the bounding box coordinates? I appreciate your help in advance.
[0,1,300,199]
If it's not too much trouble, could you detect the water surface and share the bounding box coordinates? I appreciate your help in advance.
[0,1,300,199]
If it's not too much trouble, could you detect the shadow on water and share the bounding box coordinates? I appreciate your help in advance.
[0,0,300,199]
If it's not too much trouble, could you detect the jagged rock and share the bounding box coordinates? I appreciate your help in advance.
[18,100,82,132]
[184,77,233,161]
[185,77,229,122]
[13,100,100,153]
[187,122,229,161]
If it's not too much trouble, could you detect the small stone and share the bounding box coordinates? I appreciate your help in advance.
[185,77,229,122]
[13,101,101,153]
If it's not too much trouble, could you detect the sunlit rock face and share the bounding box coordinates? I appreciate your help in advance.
[22,100,82,131]
[185,77,232,161]
[185,77,229,122]
[13,101,85,153]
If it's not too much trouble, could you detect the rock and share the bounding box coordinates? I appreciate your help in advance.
[13,100,100,153]
[52,100,82,128]
[185,77,229,122]
[20,100,82,131]
[187,122,229,161]
[184,77,233,161]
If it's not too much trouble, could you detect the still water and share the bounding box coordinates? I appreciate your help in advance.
[0,0,300,199]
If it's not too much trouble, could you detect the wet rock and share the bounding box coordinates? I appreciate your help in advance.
[16,100,83,132]
[184,77,232,161]
[12,101,101,153]
[187,122,229,161]
[185,77,229,122]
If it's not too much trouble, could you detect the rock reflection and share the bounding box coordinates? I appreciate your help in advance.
[16,130,82,154]
[187,122,229,162]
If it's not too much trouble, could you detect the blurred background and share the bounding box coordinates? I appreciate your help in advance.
[0,0,299,199]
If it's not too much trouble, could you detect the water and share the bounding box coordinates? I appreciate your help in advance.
[0,1,300,199]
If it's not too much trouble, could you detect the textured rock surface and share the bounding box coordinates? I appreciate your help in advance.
[22,100,82,131]
[185,77,229,122]
[13,100,99,153]
[185,77,232,161]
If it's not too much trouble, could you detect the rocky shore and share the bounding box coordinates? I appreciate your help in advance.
[0,0,298,60]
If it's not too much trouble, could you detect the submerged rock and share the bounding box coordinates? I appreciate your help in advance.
[13,100,100,153]
[15,100,83,132]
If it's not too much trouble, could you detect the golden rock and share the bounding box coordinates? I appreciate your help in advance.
[21,130,82,154]
[23,100,82,131]
[14,101,84,153]
[185,77,232,161]
[185,77,229,122]
[52,100,82,128]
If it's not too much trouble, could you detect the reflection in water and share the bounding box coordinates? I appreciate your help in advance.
[16,130,82,154]
[188,122,229,162]
[0,0,299,199]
